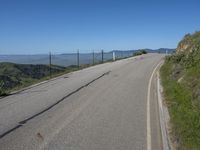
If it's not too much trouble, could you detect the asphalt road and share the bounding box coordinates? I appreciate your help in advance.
[0,53,164,150]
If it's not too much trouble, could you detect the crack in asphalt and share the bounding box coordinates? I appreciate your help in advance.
[0,71,111,139]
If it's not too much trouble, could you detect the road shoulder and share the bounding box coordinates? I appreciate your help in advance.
[156,67,173,150]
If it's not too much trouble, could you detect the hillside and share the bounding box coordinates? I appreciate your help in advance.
[160,31,200,149]
[0,62,68,93]
[176,31,200,53]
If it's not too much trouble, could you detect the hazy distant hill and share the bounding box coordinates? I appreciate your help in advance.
[112,48,174,53]
[0,49,174,67]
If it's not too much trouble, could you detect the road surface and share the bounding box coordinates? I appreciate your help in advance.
[0,53,164,150]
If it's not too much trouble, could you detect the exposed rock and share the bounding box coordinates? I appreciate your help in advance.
[176,32,200,54]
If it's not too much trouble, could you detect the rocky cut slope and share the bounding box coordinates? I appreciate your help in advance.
[176,31,200,53]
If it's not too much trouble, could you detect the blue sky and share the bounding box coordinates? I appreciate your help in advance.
[0,0,200,54]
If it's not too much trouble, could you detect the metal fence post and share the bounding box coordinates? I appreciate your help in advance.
[77,49,79,68]
[101,50,104,63]
[49,51,52,78]
[113,51,115,61]
[93,50,95,65]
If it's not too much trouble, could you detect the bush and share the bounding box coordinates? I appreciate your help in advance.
[141,50,147,54]
[133,50,147,56]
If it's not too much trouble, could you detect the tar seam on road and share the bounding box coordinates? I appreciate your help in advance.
[0,71,111,139]
[147,61,163,150]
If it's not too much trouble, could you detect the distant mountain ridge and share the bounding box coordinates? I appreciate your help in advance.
[109,48,174,53]
[0,48,175,67]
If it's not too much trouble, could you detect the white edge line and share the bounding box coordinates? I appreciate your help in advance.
[147,61,163,150]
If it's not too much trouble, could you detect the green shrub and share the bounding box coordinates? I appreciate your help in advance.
[133,50,147,56]
[141,50,147,54]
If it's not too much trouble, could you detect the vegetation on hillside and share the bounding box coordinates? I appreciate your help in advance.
[133,50,147,56]
[0,62,79,95]
[160,31,200,149]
